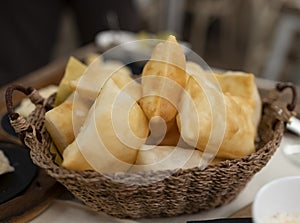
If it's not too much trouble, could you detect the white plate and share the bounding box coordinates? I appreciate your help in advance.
[252,176,300,223]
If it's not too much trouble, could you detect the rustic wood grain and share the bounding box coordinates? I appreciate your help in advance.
[0,169,66,223]
[229,203,252,218]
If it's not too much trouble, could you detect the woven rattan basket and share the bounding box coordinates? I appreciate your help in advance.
[5,83,297,219]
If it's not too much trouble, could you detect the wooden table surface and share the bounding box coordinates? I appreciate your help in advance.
[0,43,299,222]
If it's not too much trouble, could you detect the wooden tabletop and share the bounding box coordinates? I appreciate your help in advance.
[0,43,299,222]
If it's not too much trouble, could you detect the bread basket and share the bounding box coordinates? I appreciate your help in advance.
[4,82,297,219]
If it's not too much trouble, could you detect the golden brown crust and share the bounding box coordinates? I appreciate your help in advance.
[178,73,257,159]
[62,79,149,172]
[139,36,187,129]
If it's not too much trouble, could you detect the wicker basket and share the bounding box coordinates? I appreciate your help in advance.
[4,83,297,219]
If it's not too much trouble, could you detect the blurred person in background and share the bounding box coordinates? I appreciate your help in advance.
[0,0,141,86]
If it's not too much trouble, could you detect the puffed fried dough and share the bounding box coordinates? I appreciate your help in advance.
[177,70,257,159]
[55,57,87,106]
[70,60,138,101]
[129,145,223,172]
[0,150,14,175]
[214,71,262,129]
[186,62,262,134]
[45,94,90,155]
[62,78,149,173]
[139,35,186,127]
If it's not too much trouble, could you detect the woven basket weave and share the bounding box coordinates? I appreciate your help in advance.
[5,83,297,219]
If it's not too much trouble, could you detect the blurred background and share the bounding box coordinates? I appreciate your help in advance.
[1,0,300,86]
